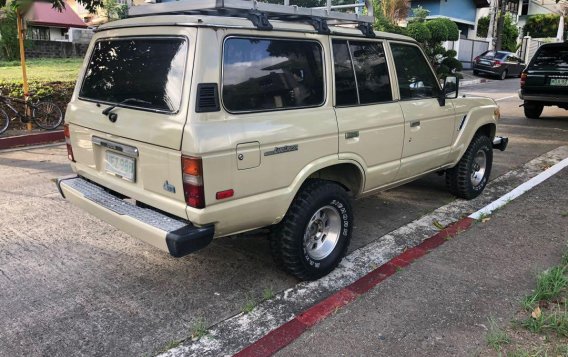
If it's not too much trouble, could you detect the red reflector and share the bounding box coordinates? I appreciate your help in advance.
[63,124,74,162]
[183,182,205,208]
[520,72,528,88]
[216,189,234,200]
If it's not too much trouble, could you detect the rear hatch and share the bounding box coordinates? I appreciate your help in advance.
[65,26,196,218]
[525,44,568,96]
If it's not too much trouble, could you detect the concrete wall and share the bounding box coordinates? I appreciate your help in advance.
[26,40,89,59]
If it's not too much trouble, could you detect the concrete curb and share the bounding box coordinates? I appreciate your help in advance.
[460,78,490,87]
[234,218,475,357]
[0,130,64,150]
[160,146,568,357]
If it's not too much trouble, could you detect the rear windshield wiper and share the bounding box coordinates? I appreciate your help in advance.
[102,98,153,115]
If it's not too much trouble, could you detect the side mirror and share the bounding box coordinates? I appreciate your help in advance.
[438,76,459,106]
[444,76,459,99]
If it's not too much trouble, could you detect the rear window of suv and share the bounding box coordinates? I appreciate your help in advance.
[222,37,325,113]
[79,37,188,113]
[531,47,568,70]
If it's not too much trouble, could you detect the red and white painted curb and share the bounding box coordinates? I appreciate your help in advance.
[161,146,568,357]
[0,130,64,150]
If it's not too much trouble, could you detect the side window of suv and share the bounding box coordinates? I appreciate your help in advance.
[332,39,392,106]
[390,43,441,100]
[222,37,325,113]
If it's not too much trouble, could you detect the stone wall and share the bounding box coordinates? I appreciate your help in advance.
[26,40,89,59]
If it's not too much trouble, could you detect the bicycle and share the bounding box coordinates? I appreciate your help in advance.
[0,93,63,135]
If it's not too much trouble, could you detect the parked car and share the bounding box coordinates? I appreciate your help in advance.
[57,2,508,280]
[473,50,525,80]
[519,42,568,119]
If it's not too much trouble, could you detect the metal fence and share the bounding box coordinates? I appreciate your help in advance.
[455,38,490,70]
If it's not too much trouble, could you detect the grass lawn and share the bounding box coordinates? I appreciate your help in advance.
[0,58,83,83]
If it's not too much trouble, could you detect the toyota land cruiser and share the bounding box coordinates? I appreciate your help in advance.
[57,1,507,280]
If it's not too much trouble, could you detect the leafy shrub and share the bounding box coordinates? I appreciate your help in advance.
[477,16,490,37]
[438,18,459,41]
[523,14,566,38]
[426,19,449,42]
[407,22,431,43]
[0,8,20,61]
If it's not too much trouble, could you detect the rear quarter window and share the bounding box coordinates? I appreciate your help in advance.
[222,37,325,113]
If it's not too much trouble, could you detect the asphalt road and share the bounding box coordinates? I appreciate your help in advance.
[1,78,567,356]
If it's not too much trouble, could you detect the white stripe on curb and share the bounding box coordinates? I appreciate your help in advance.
[469,157,568,220]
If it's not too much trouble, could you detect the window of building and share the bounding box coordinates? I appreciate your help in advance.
[222,37,325,113]
[390,43,441,100]
[332,39,392,106]
[28,27,50,41]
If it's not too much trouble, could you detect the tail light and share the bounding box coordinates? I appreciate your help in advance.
[474,56,480,63]
[63,124,75,162]
[520,72,528,88]
[182,155,205,209]
[493,60,502,67]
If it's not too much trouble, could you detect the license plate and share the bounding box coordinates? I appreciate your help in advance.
[480,60,491,65]
[105,151,136,182]
[550,78,568,86]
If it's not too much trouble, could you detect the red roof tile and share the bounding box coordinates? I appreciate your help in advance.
[27,2,88,28]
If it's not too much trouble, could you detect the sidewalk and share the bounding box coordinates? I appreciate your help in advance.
[277,168,568,356]
[460,70,490,87]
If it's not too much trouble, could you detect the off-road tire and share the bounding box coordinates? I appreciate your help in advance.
[499,70,507,80]
[524,101,543,119]
[0,108,9,135]
[269,179,353,280]
[446,134,493,200]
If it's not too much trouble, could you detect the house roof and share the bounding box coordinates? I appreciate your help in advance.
[26,2,88,29]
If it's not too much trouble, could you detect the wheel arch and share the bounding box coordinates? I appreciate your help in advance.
[305,162,365,196]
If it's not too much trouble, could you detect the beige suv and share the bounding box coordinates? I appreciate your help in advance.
[57,5,507,280]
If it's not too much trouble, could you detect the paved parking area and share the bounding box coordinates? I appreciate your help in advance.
[1,78,567,356]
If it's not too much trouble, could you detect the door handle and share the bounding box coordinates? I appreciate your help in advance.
[410,121,421,128]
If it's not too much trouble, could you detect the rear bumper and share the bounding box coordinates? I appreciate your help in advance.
[473,65,500,75]
[56,176,214,257]
[518,90,568,104]
[493,136,508,152]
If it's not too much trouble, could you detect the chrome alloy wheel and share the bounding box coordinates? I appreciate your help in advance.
[471,149,487,187]
[303,205,341,261]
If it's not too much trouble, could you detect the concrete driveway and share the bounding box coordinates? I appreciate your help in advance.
[1,78,567,356]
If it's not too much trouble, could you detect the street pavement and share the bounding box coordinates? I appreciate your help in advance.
[0,78,567,356]
[278,167,568,357]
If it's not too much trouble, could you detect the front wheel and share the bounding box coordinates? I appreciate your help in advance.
[33,101,63,130]
[269,179,353,280]
[0,108,9,135]
[446,134,493,200]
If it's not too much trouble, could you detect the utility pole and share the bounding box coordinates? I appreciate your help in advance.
[16,9,31,131]
[487,0,498,50]
[495,0,507,51]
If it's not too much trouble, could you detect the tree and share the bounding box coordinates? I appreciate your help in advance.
[0,0,104,13]
[407,6,462,77]
[375,0,409,23]
[477,14,518,51]
[0,7,19,60]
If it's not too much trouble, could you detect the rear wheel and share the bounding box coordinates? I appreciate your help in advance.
[499,70,508,80]
[33,101,63,130]
[446,134,493,200]
[0,108,9,135]
[524,101,543,119]
[269,179,353,280]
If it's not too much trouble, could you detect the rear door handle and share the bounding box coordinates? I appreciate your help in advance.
[410,121,421,128]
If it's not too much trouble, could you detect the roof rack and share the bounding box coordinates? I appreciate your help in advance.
[128,0,376,37]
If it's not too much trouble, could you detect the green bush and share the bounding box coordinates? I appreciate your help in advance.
[523,14,566,38]
[441,57,463,72]
[477,16,490,37]
[438,18,459,41]
[426,19,449,42]
[445,49,457,58]
[407,22,431,43]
